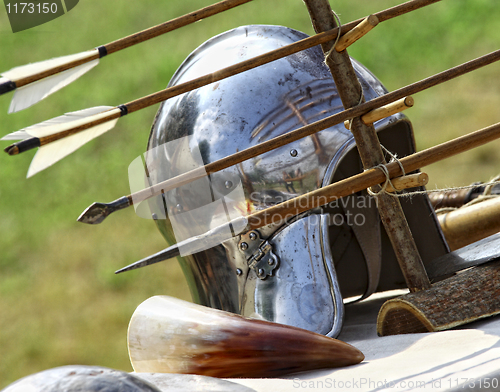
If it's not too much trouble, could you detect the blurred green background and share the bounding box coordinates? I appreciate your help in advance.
[0,0,499,387]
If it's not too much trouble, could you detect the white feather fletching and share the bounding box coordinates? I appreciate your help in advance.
[0,130,30,141]
[27,108,121,177]
[2,49,99,81]
[1,49,99,113]
[9,60,99,113]
[22,106,116,138]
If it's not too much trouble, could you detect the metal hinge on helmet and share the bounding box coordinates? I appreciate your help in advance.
[238,230,279,280]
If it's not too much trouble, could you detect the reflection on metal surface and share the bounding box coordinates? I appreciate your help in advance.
[129,136,247,255]
[240,214,343,336]
[145,25,446,336]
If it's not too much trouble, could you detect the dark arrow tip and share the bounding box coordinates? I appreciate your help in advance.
[115,245,181,275]
[114,260,145,274]
[115,266,130,274]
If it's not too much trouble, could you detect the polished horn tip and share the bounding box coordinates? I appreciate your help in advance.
[128,296,364,378]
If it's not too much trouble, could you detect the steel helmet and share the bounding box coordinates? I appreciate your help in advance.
[144,25,448,337]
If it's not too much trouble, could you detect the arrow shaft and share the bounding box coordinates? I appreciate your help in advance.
[40,110,122,146]
[8,46,500,165]
[122,28,342,114]
[5,0,253,89]
[6,0,445,152]
[121,0,446,113]
[5,108,123,156]
[128,48,500,204]
[6,23,350,154]
[102,0,253,55]
[246,121,500,230]
[11,0,441,86]
[5,0,439,88]
[118,120,500,271]
[13,51,99,88]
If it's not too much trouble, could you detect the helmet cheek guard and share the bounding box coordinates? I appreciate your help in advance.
[147,25,448,337]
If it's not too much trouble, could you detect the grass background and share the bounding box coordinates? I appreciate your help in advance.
[0,0,499,387]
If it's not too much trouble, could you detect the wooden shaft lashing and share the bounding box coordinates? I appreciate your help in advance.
[344,96,414,129]
[385,172,429,193]
[335,15,379,52]
[303,0,431,292]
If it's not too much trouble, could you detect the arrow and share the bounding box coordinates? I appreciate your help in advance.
[115,216,249,273]
[0,51,101,113]
[0,0,253,113]
[3,24,348,176]
[2,0,444,176]
[2,106,121,177]
[77,46,500,224]
[115,120,500,274]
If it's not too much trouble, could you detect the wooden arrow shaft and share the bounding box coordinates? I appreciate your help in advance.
[126,48,500,205]
[9,45,500,176]
[126,118,500,233]
[122,0,444,114]
[9,0,253,88]
[8,0,441,89]
[14,51,99,88]
[117,120,500,270]
[30,46,500,150]
[102,0,253,55]
[9,0,446,151]
[122,28,341,113]
[246,121,500,230]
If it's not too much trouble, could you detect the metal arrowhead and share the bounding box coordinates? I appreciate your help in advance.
[77,196,131,225]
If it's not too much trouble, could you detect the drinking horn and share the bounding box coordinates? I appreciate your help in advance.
[128,296,364,378]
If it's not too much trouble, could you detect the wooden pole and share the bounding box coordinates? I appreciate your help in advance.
[303,0,431,292]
